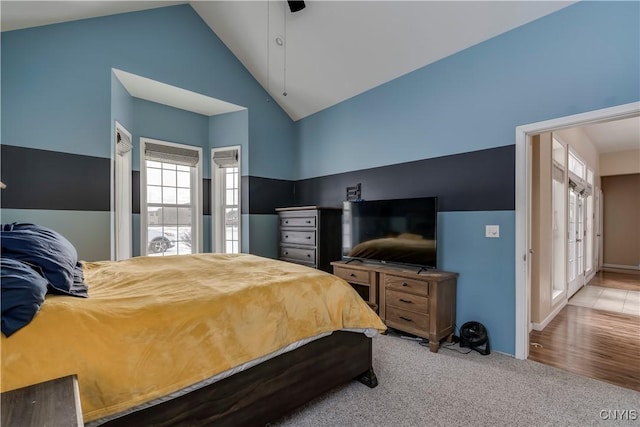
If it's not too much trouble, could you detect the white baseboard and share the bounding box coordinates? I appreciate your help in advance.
[602,264,640,275]
[603,263,640,271]
[531,299,567,331]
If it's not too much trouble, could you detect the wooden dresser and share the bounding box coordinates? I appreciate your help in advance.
[332,261,378,311]
[276,206,342,272]
[332,261,457,352]
[0,375,83,426]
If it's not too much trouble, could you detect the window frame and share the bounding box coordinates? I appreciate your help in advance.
[211,146,242,253]
[140,137,203,256]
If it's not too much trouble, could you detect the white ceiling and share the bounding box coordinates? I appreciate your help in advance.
[2,1,638,153]
[192,0,576,121]
[581,116,640,154]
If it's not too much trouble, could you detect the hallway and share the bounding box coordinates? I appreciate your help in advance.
[528,272,640,392]
[568,275,640,316]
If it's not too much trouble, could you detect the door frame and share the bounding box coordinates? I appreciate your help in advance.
[514,101,639,360]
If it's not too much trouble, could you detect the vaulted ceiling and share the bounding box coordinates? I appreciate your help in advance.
[2,1,638,152]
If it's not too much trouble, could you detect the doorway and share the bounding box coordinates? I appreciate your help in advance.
[514,101,640,360]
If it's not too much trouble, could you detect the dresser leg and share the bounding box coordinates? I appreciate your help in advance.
[428,340,439,353]
[356,367,378,388]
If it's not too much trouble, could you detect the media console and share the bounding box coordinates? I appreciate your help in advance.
[331,261,458,352]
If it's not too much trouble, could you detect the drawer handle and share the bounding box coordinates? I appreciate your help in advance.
[306,220,311,224]
[285,235,289,238]
[350,273,356,277]
[306,236,311,239]
[399,316,413,322]
[402,282,408,287]
[307,254,311,258]
[399,298,413,304]
[285,220,289,224]
[284,251,288,255]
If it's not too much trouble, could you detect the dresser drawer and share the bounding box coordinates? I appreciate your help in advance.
[280,246,316,265]
[385,306,429,333]
[333,266,372,285]
[386,289,429,313]
[385,274,429,297]
[280,215,316,228]
[281,230,316,246]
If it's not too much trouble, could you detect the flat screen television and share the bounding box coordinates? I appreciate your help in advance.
[342,196,438,270]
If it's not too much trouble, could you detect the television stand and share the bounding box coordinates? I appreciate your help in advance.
[331,261,457,352]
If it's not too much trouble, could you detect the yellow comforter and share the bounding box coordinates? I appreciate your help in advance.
[1,253,385,422]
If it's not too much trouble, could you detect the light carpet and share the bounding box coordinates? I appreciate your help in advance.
[272,333,639,426]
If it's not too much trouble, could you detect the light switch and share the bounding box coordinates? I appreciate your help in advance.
[485,225,500,238]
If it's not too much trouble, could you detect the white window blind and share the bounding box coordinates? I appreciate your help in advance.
[116,131,132,155]
[145,142,200,167]
[212,149,238,168]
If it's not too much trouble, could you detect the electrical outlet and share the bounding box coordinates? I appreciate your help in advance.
[485,225,500,238]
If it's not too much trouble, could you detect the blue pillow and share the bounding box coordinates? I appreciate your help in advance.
[1,257,48,337]
[1,223,88,297]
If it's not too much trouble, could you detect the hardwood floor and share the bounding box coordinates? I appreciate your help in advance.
[529,272,640,392]
[588,270,640,291]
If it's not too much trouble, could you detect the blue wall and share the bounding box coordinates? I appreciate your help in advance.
[294,1,640,354]
[297,1,639,179]
[110,73,134,138]
[209,110,249,178]
[132,98,210,172]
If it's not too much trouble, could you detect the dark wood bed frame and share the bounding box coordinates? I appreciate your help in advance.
[99,331,377,426]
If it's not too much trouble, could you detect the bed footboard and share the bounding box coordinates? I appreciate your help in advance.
[98,331,374,427]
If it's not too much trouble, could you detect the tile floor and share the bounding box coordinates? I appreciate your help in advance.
[568,285,640,316]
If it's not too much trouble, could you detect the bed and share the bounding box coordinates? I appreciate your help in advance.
[1,223,386,426]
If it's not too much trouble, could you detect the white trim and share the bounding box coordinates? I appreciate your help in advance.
[211,145,242,253]
[531,298,567,332]
[515,102,640,360]
[140,137,203,256]
[551,289,566,306]
[114,121,132,261]
[602,263,640,271]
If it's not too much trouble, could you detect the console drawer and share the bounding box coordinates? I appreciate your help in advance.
[384,274,429,297]
[280,230,316,246]
[385,306,429,334]
[333,266,372,285]
[386,289,429,313]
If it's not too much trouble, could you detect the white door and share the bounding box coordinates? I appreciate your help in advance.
[596,189,604,271]
[567,189,585,297]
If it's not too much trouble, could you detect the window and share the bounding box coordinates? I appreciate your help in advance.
[212,147,241,253]
[114,122,132,261]
[140,138,202,256]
